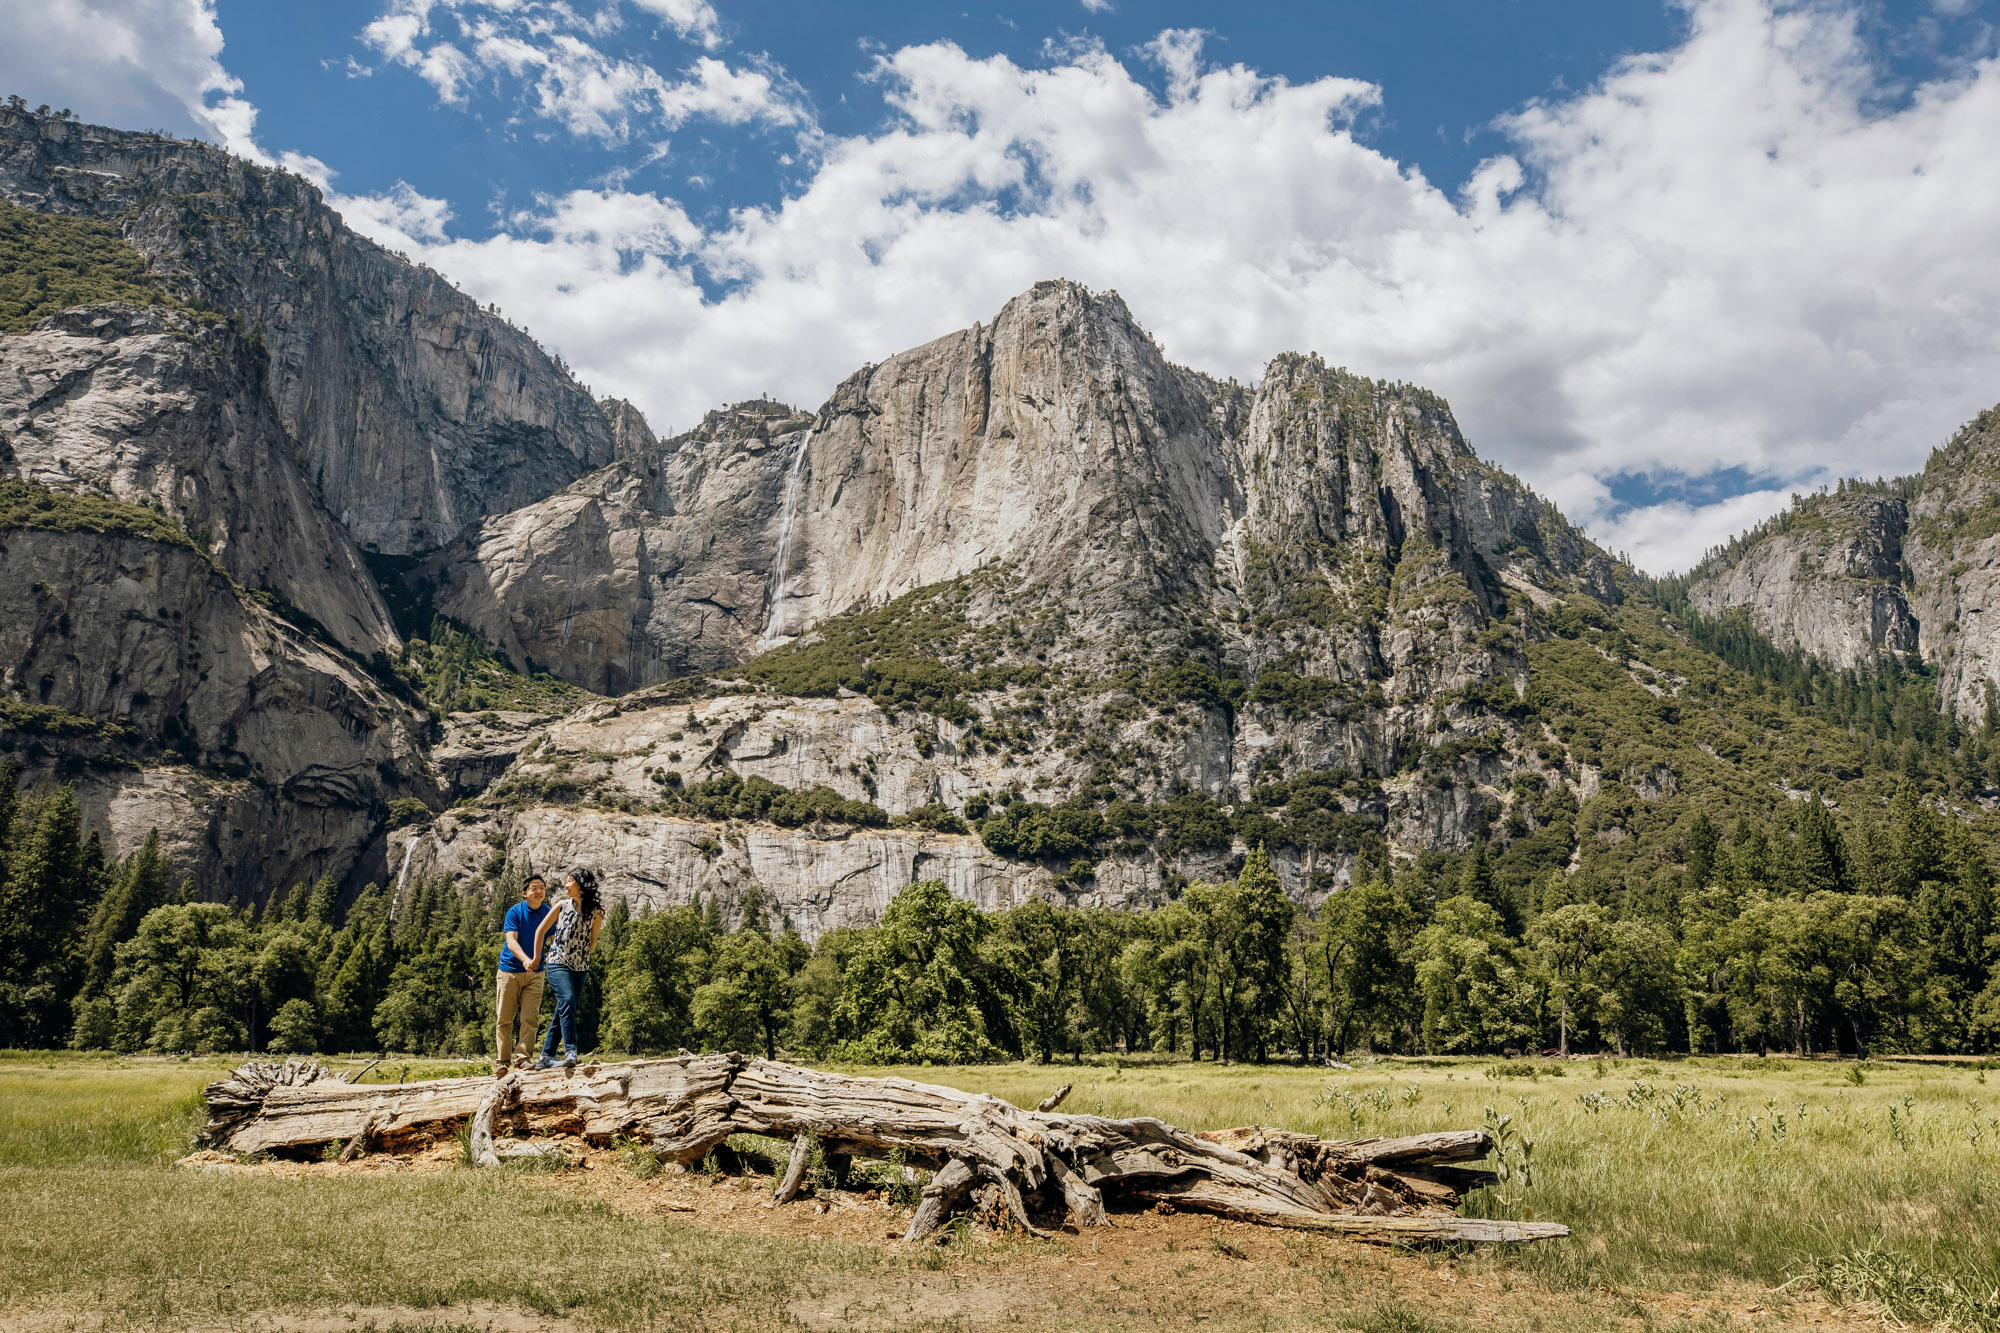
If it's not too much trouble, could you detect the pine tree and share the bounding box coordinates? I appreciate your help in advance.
[1458,840,1515,933]
[303,872,341,927]
[1685,811,1718,890]
[79,829,170,999]
[0,785,101,1045]
[0,765,17,892]
[1796,797,1850,895]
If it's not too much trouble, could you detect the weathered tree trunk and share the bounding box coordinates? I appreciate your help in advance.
[199,1055,1567,1245]
[774,1129,812,1204]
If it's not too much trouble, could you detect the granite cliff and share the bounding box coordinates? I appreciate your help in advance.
[0,106,618,554]
[397,281,1622,932]
[12,107,2000,933]
[1687,406,2000,722]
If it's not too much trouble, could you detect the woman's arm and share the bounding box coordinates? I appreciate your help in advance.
[531,908,559,965]
[587,910,602,954]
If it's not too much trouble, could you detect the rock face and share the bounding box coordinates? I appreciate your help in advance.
[1687,490,1917,671]
[426,399,816,691]
[434,282,1612,691]
[0,304,397,658]
[1685,405,2000,722]
[1907,407,2000,721]
[402,280,1618,925]
[0,106,620,554]
[0,521,431,894]
[394,693,1249,939]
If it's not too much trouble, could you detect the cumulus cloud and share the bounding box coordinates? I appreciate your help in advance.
[325,0,2000,574]
[360,0,803,141]
[13,0,2000,574]
[0,0,263,158]
[630,0,725,51]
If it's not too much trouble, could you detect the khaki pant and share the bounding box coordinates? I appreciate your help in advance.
[495,969,546,1066]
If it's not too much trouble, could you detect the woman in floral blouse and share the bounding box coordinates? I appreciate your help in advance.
[532,868,602,1069]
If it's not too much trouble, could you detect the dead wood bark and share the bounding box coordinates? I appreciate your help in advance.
[774,1130,812,1204]
[467,1072,517,1168]
[201,1054,1568,1245]
[1037,1084,1073,1112]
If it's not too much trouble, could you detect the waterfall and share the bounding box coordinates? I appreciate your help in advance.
[760,429,813,649]
[392,834,420,902]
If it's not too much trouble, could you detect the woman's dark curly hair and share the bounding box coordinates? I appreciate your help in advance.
[568,867,601,918]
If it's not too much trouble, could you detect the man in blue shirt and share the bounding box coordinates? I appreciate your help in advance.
[494,874,552,1077]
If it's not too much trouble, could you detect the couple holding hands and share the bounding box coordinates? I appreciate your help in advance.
[493,869,603,1075]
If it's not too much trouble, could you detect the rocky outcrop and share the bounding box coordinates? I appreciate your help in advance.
[0,106,619,553]
[0,521,433,895]
[432,283,1614,697]
[601,397,657,459]
[1908,407,2000,721]
[423,399,816,691]
[399,280,1616,924]
[1687,490,1917,670]
[0,304,397,657]
[379,685,1529,936]
[1683,405,2000,723]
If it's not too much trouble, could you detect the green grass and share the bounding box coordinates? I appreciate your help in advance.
[860,1056,2000,1311]
[0,1057,213,1165]
[1,1053,1990,1329]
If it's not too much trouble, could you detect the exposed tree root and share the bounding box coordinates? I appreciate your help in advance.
[200,1055,1567,1244]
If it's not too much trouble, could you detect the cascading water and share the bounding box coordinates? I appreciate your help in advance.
[392,835,419,901]
[759,429,813,649]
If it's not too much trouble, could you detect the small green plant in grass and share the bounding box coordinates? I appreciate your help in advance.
[1338,1300,1453,1332]
[881,1146,928,1206]
[1207,1236,1247,1260]
[322,1138,347,1163]
[1847,1064,1867,1086]
[1808,1247,2000,1331]
[1480,1105,1534,1220]
[615,1135,662,1180]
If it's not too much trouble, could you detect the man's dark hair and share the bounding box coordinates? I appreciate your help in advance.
[525,873,547,888]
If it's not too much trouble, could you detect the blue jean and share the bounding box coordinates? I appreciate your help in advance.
[540,964,584,1060]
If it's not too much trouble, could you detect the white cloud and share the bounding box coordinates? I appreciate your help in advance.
[327,0,2000,574]
[0,0,265,158]
[1081,0,1114,13]
[630,0,724,51]
[1584,489,1795,577]
[15,0,2000,576]
[359,0,802,142]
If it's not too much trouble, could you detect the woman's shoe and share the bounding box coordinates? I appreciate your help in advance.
[563,1049,578,1072]
[534,1054,557,1070]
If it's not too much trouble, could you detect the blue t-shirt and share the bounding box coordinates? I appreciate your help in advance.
[498,900,553,973]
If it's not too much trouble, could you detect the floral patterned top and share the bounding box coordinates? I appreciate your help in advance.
[542,898,592,972]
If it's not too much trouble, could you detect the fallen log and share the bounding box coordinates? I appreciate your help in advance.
[199,1054,1567,1245]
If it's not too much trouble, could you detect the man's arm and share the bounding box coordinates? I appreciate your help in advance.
[505,928,535,968]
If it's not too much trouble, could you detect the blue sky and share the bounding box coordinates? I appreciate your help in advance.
[6,0,2000,571]
[221,2,1690,227]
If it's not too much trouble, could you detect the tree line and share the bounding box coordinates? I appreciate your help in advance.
[4,763,1996,1062]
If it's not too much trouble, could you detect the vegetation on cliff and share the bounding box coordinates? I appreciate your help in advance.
[0,198,197,331]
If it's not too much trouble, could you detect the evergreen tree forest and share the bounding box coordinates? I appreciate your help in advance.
[7,759,1999,1063]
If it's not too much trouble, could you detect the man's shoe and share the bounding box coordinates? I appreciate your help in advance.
[493,1063,506,1079]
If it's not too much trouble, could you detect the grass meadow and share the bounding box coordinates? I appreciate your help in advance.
[0,1051,1993,1330]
